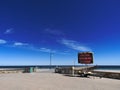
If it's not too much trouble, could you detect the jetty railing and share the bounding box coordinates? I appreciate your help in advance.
[55,66,120,79]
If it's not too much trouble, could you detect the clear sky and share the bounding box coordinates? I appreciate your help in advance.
[0,0,120,65]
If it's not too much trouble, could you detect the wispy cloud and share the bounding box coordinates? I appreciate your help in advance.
[0,38,56,53]
[39,48,55,53]
[0,39,7,44]
[60,39,91,51]
[4,28,13,34]
[13,42,56,53]
[45,28,64,36]
[27,46,56,53]
[13,42,28,46]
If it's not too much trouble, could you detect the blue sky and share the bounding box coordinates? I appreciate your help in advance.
[0,0,120,65]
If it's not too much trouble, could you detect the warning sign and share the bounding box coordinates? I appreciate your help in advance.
[78,52,93,64]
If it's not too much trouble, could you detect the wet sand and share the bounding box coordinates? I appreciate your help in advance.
[0,72,120,90]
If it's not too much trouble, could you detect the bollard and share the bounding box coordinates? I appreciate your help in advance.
[30,67,33,73]
[72,66,74,77]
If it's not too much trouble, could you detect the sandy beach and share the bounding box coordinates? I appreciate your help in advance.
[0,71,120,90]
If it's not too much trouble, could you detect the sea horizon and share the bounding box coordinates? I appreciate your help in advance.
[0,65,120,70]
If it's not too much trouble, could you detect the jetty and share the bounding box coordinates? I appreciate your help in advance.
[55,66,96,76]
[92,70,120,79]
[55,66,120,79]
[0,68,24,73]
[0,66,120,79]
[0,67,36,73]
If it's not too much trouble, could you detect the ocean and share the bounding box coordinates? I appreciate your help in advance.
[94,65,120,71]
[0,65,120,70]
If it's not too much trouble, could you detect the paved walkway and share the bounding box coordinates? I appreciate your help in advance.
[0,72,120,90]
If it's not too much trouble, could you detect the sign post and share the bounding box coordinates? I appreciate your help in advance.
[78,52,93,64]
[78,52,93,77]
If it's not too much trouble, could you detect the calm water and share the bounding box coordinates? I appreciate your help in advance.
[0,65,120,70]
[95,65,120,70]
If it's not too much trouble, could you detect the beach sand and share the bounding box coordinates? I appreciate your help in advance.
[0,71,119,90]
